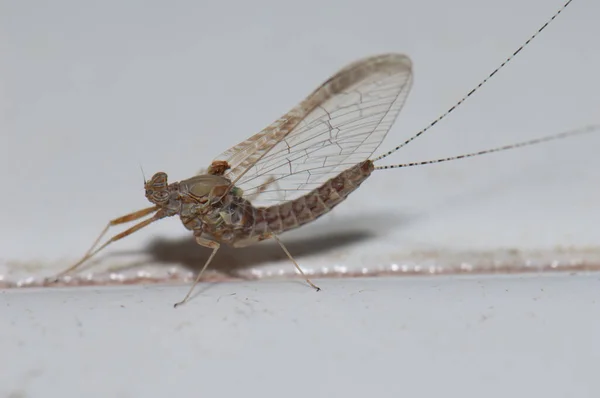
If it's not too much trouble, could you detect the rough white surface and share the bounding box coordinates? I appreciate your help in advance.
[2,275,599,398]
[1,0,599,272]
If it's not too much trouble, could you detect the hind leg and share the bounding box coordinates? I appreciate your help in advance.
[245,176,283,201]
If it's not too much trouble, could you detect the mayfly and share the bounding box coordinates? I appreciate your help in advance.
[52,0,592,306]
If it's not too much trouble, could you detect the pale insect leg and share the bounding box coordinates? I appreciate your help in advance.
[52,206,160,280]
[271,234,321,291]
[173,236,221,308]
[244,176,284,201]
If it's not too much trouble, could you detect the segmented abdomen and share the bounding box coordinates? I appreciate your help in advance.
[230,160,374,247]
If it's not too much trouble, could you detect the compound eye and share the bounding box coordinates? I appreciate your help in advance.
[149,172,168,188]
[153,190,169,203]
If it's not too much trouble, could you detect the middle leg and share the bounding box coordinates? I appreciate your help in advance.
[173,236,221,308]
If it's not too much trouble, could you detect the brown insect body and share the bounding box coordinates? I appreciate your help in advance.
[145,160,374,249]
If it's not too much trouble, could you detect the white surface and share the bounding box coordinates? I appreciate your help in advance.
[2,274,600,398]
[1,0,600,396]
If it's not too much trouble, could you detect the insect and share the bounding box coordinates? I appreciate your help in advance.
[51,0,592,307]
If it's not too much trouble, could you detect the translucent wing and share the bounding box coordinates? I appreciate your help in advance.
[212,53,413,205]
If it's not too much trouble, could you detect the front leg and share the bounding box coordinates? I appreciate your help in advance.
[50,206,162,282]
[173,235,221,308]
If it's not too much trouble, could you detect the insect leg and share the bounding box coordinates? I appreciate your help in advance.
[51,206,161,280]
[271,234,321,291]
[245,176,283,201]
[173,236,221,308]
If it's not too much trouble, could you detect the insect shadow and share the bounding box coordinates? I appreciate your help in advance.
[142,211,414,277]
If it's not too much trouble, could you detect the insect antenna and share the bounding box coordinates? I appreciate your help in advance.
[139,163,147,184]
[373,0,573,162]
[374,125,599,170]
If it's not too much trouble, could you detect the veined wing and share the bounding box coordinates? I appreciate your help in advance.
[212,53,413,205]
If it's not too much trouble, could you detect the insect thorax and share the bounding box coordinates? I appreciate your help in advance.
[165,173,247,238]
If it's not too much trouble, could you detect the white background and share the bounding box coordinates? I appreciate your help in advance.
[1,0,599,397]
